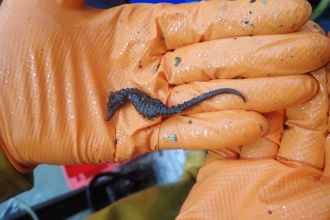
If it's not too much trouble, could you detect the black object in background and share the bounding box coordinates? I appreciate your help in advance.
[6,161,156,220]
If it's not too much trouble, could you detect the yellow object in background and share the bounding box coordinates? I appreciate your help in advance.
[0,147,33,203]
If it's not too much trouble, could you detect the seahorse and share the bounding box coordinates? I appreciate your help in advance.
[105,88,245,120]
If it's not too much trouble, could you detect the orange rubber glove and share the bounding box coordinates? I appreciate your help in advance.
[0,0,329,175]
[177,27,330,219]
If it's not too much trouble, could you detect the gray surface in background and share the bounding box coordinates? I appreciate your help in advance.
[0,150,187,219]
[0,165,71,218]
[147,150,187,184]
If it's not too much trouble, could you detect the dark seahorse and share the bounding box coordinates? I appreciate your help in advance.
[105,88,245,120]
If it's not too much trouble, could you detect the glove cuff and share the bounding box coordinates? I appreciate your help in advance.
[0,139,36,173]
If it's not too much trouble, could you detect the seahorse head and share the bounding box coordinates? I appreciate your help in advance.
[105,91,127,121]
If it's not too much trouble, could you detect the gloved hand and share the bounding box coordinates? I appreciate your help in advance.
[0,0,329,175]
[177,25,330,219]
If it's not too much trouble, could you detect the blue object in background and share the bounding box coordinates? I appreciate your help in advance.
[85,0,128,9]
[315,4,330,33]
[85,0,199,9]
[130,0,199,3]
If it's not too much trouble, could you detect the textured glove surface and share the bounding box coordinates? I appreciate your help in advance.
[177,23,330,220]
[0,0,329,174]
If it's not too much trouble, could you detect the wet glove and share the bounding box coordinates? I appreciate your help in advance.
[0,0,329,175]
[177,23,330,219]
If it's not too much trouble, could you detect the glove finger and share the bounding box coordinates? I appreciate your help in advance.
[240,111,284,160]
[112,109,266,163]
[8,0,310,48]
[278,68,328,170]
[144,0,311,49]
[322,135,330,179]
[204,111,284,165]
[323,63,330,179]
[204,146,242,165]
[158,30,330,84]
[299,20,326,35]
[167,74,317,114]
[158,110,268,151]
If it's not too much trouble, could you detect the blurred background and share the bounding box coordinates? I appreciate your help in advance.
[0,0,329,219]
